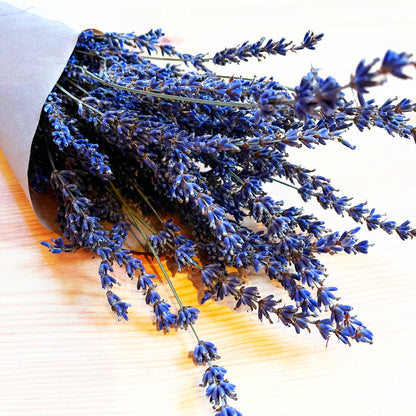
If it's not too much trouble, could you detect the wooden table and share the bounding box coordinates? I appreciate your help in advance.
[1,1,416,415]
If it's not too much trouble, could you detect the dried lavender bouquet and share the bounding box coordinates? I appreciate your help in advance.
[28,29,415,416]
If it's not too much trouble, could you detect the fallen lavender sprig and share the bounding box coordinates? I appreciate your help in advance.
[29,28,415,414]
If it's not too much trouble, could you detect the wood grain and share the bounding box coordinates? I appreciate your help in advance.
[1,1,416,415]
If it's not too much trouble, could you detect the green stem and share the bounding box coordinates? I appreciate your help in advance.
[133,225,203,344]
[56,84,104,116]
[45,143,79,201]
[122,183,204,271]
[108,182,203,270]
[108,181,203,343]
[46,144,57,171]
[130,216,203,346]
[72,65,257,109]
[132,215,184,308]
[271,177,300,191]
[64,77,91,96]
[141,55,212,63]
[131,183,165,223]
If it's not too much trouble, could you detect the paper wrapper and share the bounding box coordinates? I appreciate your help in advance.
[0,2,79,227]
[0,2,152,250]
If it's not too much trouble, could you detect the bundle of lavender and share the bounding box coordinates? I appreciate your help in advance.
[28,28,415,415]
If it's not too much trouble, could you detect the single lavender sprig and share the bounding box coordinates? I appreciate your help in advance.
[123,29,323,70]
[212,31,324,65]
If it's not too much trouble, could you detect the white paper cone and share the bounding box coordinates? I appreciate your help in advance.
[0,1,79,230]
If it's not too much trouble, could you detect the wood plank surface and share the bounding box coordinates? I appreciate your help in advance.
[1,1,416,415]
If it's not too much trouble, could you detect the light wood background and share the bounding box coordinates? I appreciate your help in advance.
[1,1,416,415]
